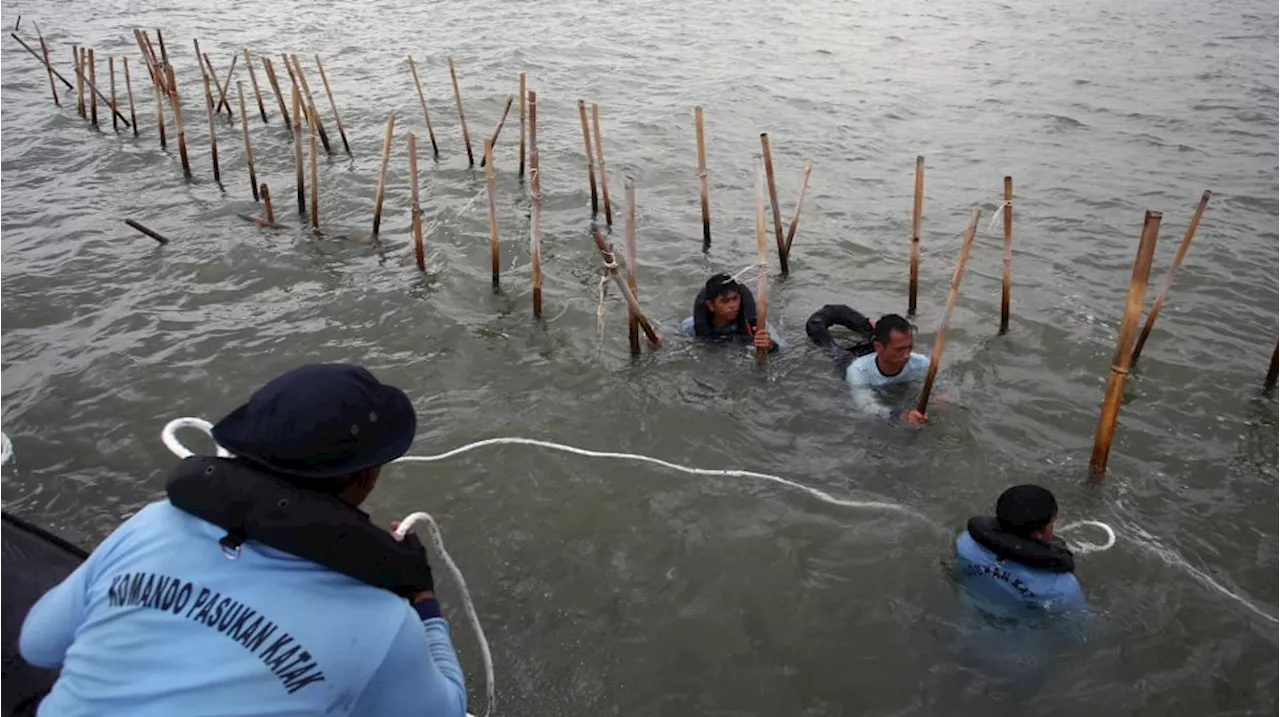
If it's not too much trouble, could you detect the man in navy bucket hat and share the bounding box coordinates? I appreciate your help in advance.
[20,364,468,717]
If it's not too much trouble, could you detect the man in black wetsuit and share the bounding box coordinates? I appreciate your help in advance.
[680,273,778,352]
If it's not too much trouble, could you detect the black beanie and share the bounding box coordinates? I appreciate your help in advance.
[995,484,1058,537]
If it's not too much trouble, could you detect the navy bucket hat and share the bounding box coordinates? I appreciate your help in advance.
[211,364,417,480]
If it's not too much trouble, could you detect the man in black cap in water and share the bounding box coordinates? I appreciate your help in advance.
[955,484,1086,616]
[20,364,467,716]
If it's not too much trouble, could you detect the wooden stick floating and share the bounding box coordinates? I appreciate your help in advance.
[529,90,542,318]
[407,57,439,158]
[909,155,924,315]
[518,73,526,177]
[754,161,770,362]
[88,48,98,125]
[290,54,330,152]
[760,133,786,273]
[167,65,190,175]
[123,57,138,136]
[695,106,710,251]
[1130,190,1212,368]
[314,55,350,154]
[244,49,268,123]
[292,85,304,213]
[783,162,812,261]
[201,64,221,182]
[261,184,275,225]
[371,113,395,240]
[309,107,319,231]
[263,58,290,131]
[1266,342,1279,390]
[237,82,259,201]
[625,177,639,355]
[34,25,58,106]
[916,207,982,414]
[125,219,171,245]
[592,103,613,226]
[485,138,500,287]
[592,230,662,346]
[1089,210,1162,476]
[478,95,513,168]
[577,100,598,215]
[1000,176,1014,334]
[447,58,473,166]
[409,133,424,271]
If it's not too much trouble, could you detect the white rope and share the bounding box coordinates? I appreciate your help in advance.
[985,200,1011,234]
[1,431,12,466]
[1058,520,1116,555]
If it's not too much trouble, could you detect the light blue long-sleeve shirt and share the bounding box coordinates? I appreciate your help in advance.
[955,531,1086,618]
[844,351,930,418]
[19,501,467,717]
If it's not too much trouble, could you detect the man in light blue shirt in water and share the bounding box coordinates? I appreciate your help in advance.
[808,308,930,424]
[19,364,468,717]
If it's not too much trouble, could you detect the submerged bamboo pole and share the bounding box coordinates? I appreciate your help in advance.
[407,57,439,158]
[1089,211,1162,476]
[261,184,275,226]
[244,49,268,123]
[263,58,290,130]
[485,138,500,287]
[371,113,395,240]
[167,65,190,175]
[1266,343,1279,390]
[1130,190,1212,367]
[290,54,330,152]
[909,155,924,315]
[309,108,319,231]
[447,58,473,165]
[409,133,424,271]
[529,90,542,318]
[783,162,812,261]
[201,65,221,182]
[916,208,983,415]
[592,230,662,346]
[518,73,526,177]
[237,82,259,201]
[479,95,513,168]
[34,26,58,106]
[626,177,639,355]
[108,56,119,131]
[314,55,350,154]
[760,133,786,273]
[754,162,769,362]
[577,100,598,215]
[125,219,171,245]
[695,106,710,251]
[592,103,613,226]
[123,58,138,135]
[292,86,304,213]
[88,48,99,125]
[74,45,84,116]
[1000,176,1014,334]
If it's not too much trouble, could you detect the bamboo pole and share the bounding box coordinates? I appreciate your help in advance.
[409,133,424,271]
[909,155,924,315]
[135,31,166,147]
[915,208,983,414]
[529,90,542,318]
[592,230,662,346]
[123,58,138,135]
[167,65,190,175]
[261,184,275,225]
[109,56,119,131]
[1000,176,1014,334]
[760,133,786,273]
[125,219,171,245]
[625,177,639,355]
[214,53,237,116]
[592,103,613,226]
[156,29,170,69]
[238,82,259,201]
[41,42,132,128]
[74,45,84,116]
[371,113,395,240]
[1266,343,1279,390]
[244,49,268,123]
[34,25,58,106]
[407,57,439,158]
[518,73,526,178]
[289,54,329,152]
[782,162,812,261]
[478,95,513,168]
[1130,190,1212,367]
[292,85,304,213]
[309,107,319,231]
[9,33,73,89]
[281,54,307,125]
[485,138,500,288]
[695,106,710,251]
[263,59,291,131]
[754,162,770,361]
[577,100,599,215]
[314,54,350,154]
[201,65,221,182]
[88,48,99,125]
[1089,211,1162,476]
[447,58,473,166]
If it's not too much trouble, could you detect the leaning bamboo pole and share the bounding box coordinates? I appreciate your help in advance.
[133,30,165,147]
[529,90,542,318]
[292,85,304,213]
[262,58,291,131]
[201,63,221,182]
[916,208,983,414]
[308,107,319,231]
[74,45,84,116]
[909,155,924,315]
[447,58,473,165]
[214,53,237,116]
[21,37,134,128]
[592,103,613,226]
[409,133,425,271]
[760,133,786,273]
[592,230,661,346]
[237,82,259,201]
[754,162,769,361]
[1130,190,1212,367]
[9,33,73,90]
[88,48,98,125]
[1000,176,1014,334]
[577,100,598,215]
[314,54,350,153]
[290,54,329,152]
[108,56,119,131]
[34,25,58,106]
[484,138,500,287]
[167,65,190,175]
[370,113,396,240]
[1089,211,1162,476]
[782,162,812,262]
[695,106,710,251]
[478,95,513,168]
[625,178,639,355]
[518,73,526,177]
[123,57,138,135]
[407,56,439,158]
[244,49,268,123]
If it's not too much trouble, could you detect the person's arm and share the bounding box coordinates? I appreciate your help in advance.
[1049,574,1087,613]
[847,362,894,419]
[350,598,468,717]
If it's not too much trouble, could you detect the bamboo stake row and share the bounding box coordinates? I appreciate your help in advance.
[529,89,542,318]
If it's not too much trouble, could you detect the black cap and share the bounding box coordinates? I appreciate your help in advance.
[211,364,417,480]
[995,484,1058,537]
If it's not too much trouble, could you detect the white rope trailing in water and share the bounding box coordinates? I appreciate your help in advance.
[1057,520,1116,555]
[1,431,12,466]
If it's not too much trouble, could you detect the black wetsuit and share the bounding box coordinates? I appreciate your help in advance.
[804,304,875,366]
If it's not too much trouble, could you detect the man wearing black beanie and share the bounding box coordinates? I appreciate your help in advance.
[955,484,1086,616]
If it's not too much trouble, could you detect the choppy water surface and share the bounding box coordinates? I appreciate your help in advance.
[2,0,1277,713]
